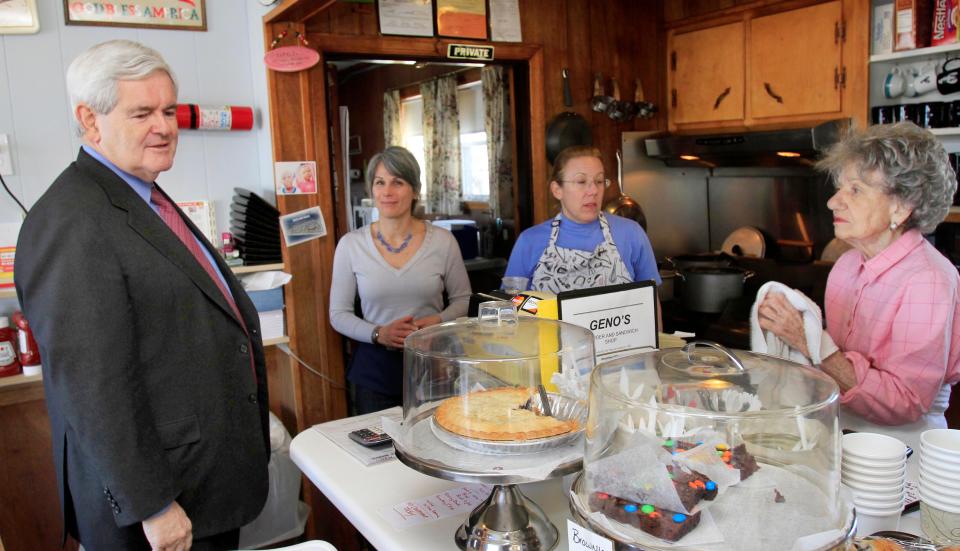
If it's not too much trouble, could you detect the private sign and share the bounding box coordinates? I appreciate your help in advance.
[447,44,495,61]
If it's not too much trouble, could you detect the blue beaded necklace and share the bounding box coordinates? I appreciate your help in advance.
[376,229,413,253]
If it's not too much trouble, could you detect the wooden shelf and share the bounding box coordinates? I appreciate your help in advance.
[231,263,285,275]
[946,207,960,224]
[929,128,960,136]
[871,43,960,63]
[0,372,41,390]
[263,336,289,346]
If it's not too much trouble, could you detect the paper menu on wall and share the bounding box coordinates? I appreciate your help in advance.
[312,407,402,467]
[177,200,218,246]
[378,484,492,530]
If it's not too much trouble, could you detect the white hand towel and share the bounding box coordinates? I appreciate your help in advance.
[750,281,839,365]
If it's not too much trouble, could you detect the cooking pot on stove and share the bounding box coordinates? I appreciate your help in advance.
[658,264,677,302]
[679,266,755,314]
[666,252,733,272]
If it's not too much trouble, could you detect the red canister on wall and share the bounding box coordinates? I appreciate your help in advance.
[12,311,40,376]
[0,316,21,377]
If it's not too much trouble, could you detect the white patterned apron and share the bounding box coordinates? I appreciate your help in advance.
[531,213,633,293]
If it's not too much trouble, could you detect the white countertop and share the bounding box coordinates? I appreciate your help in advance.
[290,424,575,551]
[290,419,927,550]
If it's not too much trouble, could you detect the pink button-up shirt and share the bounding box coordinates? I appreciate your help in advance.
[825,229,960,426]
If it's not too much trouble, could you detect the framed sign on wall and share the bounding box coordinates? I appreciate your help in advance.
[63,0,207,31]
[0,0,40,34]
[436,0,487,40]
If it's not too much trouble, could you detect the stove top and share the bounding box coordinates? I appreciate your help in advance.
[661,258,834,351]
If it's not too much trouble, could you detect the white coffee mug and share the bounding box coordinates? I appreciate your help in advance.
[915,63,940,95]
[885,67,906,99]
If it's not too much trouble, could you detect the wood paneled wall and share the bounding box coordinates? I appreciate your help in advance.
[299,0,666,216]
[262,2,665,546]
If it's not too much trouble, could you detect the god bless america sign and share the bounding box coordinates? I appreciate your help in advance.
[64,0,206,31]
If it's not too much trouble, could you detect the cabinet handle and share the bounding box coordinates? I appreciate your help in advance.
[713,87,731,110]
[763,82,784,104]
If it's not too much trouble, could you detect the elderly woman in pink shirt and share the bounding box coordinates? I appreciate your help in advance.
[759,122,960,449]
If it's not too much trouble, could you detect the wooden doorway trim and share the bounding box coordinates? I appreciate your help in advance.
[263,20,547,546]
[310,33,547,223]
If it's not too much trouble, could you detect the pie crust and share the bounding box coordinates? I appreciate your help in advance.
[434,386,579,441]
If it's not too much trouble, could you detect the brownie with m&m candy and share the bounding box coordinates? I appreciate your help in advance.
[662,438,759,481]
[588,492,702,542]
[666,464,718,510]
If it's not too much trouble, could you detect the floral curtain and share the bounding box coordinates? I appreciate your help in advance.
[382,89,402,147]
[482,65,513,220]
[421,75,462,215]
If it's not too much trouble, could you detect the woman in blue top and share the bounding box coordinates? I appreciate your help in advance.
[505,145,660,293]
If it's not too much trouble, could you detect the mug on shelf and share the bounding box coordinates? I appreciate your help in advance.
[920,101,948,128]
[884,67,907,99]
[937,59,960,95]
[915,62,940,95]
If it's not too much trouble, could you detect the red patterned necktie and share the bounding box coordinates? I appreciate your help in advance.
[150,185,244,323]
[150,186,255,376]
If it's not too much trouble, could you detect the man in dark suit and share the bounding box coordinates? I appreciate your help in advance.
[15,40,269,551]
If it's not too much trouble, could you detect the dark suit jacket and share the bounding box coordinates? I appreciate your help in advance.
[15,149,270,548]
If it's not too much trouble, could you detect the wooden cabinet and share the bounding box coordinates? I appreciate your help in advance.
[750,2,842,120]
[671,22,745,125]
[667,0,866,132]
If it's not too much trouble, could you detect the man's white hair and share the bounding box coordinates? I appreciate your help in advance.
[66,40,178,135]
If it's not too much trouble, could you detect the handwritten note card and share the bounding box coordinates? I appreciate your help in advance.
[378,484,492,530]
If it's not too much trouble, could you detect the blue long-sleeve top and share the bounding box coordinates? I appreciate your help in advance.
[504,213,661,290]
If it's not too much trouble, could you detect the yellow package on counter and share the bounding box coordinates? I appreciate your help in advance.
[510,291,561,391]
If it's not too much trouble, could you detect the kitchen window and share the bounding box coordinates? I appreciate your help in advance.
[402,80,490,203]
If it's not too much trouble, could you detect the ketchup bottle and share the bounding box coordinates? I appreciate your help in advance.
[0,316,20,377]
[12,311,40,376]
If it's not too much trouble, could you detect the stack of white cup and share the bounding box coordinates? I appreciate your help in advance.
[918,429,960,545]
[840,432,907,536]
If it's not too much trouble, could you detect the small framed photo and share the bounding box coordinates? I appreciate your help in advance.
[275,161,317,196]
[0,0,39,34]
[436,0,487,40]
[63,0,206,31]
[280,206,327,247]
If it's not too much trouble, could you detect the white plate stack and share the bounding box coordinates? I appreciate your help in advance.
[840,432,908,536]
[918,428,960,545]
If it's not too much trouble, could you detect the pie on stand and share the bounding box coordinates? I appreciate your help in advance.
[569,341,858,550]
[385,301,595,551]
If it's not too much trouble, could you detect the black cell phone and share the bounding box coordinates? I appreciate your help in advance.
[348,425,393,447]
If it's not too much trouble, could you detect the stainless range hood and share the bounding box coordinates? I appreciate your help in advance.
[644,119,848,168]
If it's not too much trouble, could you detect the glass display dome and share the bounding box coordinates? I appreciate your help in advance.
[570,341,852,551]
[393,301,598,551]
[400,301,596,455]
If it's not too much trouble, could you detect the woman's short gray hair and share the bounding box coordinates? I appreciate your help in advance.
[366,146,422,196]
[66,40,178,135]
[817,122,957,234]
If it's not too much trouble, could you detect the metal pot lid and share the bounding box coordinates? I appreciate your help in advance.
[721,226,766,258]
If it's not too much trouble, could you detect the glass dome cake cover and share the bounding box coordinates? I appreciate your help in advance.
[571,341,852,551]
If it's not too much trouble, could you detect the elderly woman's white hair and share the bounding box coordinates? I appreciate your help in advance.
[817,122,957,234]
[66,40,178,135]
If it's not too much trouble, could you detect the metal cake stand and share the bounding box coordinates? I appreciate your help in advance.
[393,422,583,551]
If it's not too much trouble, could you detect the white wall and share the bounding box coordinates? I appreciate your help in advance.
[0,0,280,237]
[0,1,280,317]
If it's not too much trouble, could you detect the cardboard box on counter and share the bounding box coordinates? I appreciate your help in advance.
[258,309,285,341]
[248,288,283,312]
